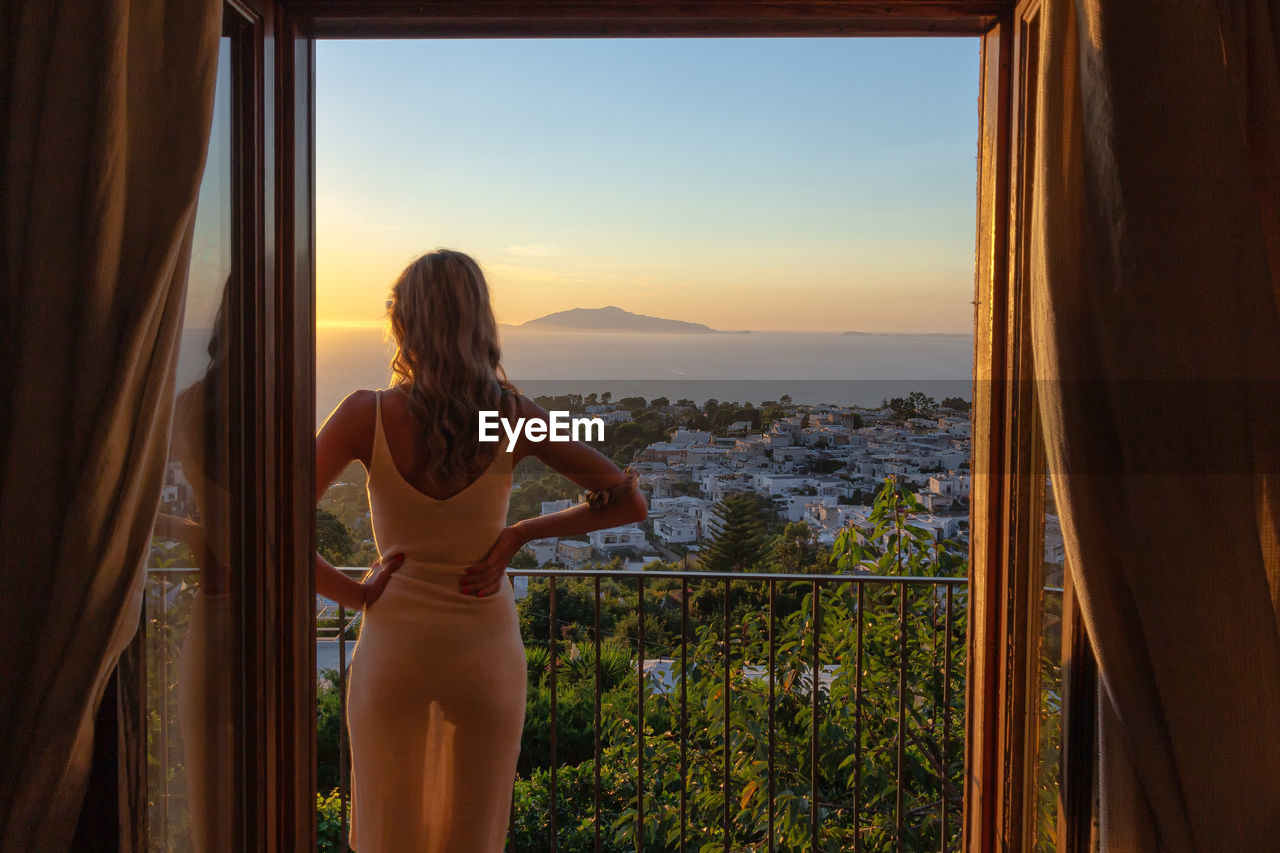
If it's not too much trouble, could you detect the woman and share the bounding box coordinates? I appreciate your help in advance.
[314,249,648,852]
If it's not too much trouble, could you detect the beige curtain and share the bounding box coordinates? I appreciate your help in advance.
[0,2,222,850]
[1031,1,1280,851]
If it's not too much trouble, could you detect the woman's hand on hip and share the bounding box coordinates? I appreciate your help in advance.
[460,526,523,598]
[361,552,405,609]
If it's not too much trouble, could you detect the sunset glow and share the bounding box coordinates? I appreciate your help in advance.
[318,38,979,334]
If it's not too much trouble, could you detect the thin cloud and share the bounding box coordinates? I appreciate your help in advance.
[317,215,401,232]
[504,243,565,257]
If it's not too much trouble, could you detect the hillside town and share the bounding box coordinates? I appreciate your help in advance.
[515,398,973,582]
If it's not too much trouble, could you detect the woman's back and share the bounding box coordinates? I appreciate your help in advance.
[364,387,514,574]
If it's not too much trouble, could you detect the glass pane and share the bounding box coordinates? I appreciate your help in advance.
[1033,472,1065,850]
[145,29,236,852]
[317,36,978,853]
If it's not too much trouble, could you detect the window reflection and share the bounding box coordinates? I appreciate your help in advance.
[146,29,236,852]
[1034,473,1064,851]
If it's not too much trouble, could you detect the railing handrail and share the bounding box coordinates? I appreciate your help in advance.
[147,565,973,586]
[331,566,969,585]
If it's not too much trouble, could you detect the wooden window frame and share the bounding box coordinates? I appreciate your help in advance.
[216,1,1097,849]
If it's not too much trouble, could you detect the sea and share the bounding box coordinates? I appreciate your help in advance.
[314,327,974,422]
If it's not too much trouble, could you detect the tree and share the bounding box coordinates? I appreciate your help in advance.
[697,493,772,574]
[886,391,939,421]
[766,521,823,574]
[511,548,539,571]
[316,507,355,566]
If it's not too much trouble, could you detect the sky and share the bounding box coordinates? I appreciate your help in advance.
[317,38,980,334]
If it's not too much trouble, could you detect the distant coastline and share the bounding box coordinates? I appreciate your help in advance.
[842,330,971,337]
[512,305,715,334]
[309,326,974,422]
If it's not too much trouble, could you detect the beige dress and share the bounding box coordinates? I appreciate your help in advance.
[347,390,526,852]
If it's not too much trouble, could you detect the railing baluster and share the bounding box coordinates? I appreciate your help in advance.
[637,574,645,853]
[896,581,908,852]
[680,575,688,853]
[549,575,558,852]
[941,583,954,853]
[767,578,776,853]
[811,579,821,849]
[508,786,515,853]
[594,574,602,853]
[160,574,169,845]
[722,576,730,852]
[338,602,348,851]
[854,581,864,853]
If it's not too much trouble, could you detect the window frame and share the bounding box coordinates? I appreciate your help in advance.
[246,2,1090,849]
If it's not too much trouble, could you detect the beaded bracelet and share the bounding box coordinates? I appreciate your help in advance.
[584,465,639,509]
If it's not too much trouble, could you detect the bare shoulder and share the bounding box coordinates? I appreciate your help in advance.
[330,388,379,429]
[317,388,379,469]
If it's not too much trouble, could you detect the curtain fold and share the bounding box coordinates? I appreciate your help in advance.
[0,2,221,850]
[1030,1,1280,850]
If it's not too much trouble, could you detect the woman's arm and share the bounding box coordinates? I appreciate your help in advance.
[509,393,648,539]
[509,483,647,545]
[316,390,401,609]
[460,395,647,597]
[153,512,206,556]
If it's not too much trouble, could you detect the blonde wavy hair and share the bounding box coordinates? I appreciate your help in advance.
[386,250,520,481]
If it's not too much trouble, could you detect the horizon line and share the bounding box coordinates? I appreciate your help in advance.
[316,318,974,336]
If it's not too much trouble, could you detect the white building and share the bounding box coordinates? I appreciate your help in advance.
[541,498,575,515]
[654,517,698,543]
[670,428,712,446]
[927,474,971,498]
[752,472,806,494]
[523,537,561,566]
[588,526,648,553]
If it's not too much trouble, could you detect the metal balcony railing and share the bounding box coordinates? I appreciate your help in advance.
[322,568,967,853]
[145,566,971,852]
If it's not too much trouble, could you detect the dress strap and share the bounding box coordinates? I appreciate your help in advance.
[370,389,386,471]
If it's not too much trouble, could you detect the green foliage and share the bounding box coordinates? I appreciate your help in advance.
[510,547,539,571]
[808,457,847,475]
[830,476,966,579]
[510,757,636,852]
[144,569,199,850]
[884,391,939,421]
[506,478,968,852]
[316,787,349,852]
[766,521,825,575]
[697,493,774,575]
[506,461,582,526]
[317,507,356,566]
[316,670,344,795]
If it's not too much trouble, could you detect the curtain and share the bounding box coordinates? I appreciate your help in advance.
[1031,1,1280,851]
[0,2,222,850]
